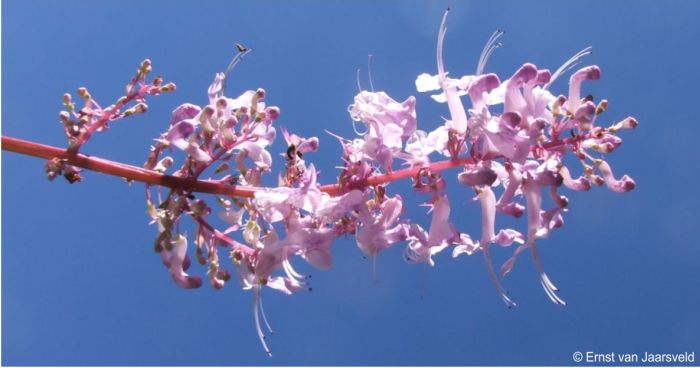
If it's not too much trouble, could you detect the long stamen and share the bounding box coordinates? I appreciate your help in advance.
[258,295,274,335]
[419,263,426,300]
[483,245,517,308]
[477,29,504,75]
[436,9,449,79]
[530,240,567,305]
[352,69,370,136]
[478,186,517,308]
[523,179,565,305]
[253,288,272,357]
[367,54,375,92]
[372,255,378,283]
[283,259,305,280]
[222,44,253,96]
[544,46,592,90]
[435,8,469,134]
[352,119,369,136]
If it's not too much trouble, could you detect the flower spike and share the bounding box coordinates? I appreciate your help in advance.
[6,9,639,357]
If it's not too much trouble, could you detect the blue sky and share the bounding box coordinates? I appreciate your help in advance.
[2,0,699,365]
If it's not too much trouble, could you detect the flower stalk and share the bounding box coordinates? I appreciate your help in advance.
[2,135,476,197]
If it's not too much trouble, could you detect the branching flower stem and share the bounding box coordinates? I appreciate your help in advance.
[3,135,486,197]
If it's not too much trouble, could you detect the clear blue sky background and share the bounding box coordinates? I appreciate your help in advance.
[3,1,699,365]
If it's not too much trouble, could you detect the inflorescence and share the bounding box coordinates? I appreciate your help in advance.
[41,10,636,356]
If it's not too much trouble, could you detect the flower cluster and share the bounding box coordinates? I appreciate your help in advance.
[45,10,637,357]
[47,60,175,182]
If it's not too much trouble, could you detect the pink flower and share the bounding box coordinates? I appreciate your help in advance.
[500,175,567,305]
[356,195,409,259]
[253,164,323,222]
[349,91,417,138]
[164,235,203,289]
[596,159,636,193]
[348,90,417,169]
[169,103,202,126]
[286,225,335,270]
[454,183,523,307]
[164,119,212,163]
[405,196,459,266]
[281,127,319,155]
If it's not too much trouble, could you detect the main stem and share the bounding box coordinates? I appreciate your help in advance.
[2,135,472,198]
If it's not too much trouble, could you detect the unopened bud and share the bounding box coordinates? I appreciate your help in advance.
[609,116,638,132]
[68,125,81,137]
[59,111,71,124]
[243,220,260,245]
[140,59,152,74]
[623,117,638,129]
[552,95,567,117]
[160,82,176,92]
[77,87,91,100]
[134,102,148,114]
[595,99,608,115]
[154,156,174,173]
[265,106,280,120]
[255,88,266,99]
[152,75,163,86]
[63,93,72,105]
[216,97,228,110]
[201,106,215,121]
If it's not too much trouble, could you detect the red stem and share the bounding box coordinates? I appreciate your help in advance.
[2,135,473,197]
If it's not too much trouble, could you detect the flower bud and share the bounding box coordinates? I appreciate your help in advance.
[160,82,176,92]
[264,106,280,121]
[552,95,567,117]
[59,111,71,124]
[243,220,260,245]
[154,157,174,173]
[596,99,608,115]
[139,59,152,75]
[77,87,91,100]
[609,116,638,131]
[115,96,127,106]
[133,102,148,114]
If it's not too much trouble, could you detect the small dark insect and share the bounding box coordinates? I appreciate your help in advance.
[64,172,82,184]
[235,43,248,53]
[286,144,303,160]
[286,144,297,160]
